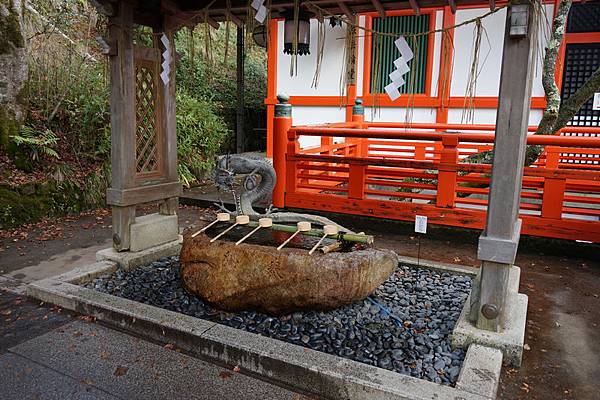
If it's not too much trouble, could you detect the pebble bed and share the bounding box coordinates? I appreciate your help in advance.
[85,256,472,386]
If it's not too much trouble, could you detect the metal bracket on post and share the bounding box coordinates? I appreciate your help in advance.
[509,4,529,37]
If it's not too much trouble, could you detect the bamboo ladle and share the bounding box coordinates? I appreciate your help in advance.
[236,217,273,245]
[191,212,230,238]
[308,225,339,255]
[276,221,312,251]
[210,215,250,243]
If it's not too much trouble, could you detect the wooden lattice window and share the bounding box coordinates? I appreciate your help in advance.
[370,15,430,95]
[566,1,600,33]
[561,43,600,127]
[135,61,160,175]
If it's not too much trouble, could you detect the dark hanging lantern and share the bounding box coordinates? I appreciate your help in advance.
[252,25,268,48]
[282,9,312,56]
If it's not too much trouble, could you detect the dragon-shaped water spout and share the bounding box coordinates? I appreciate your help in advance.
[213,154,353,232]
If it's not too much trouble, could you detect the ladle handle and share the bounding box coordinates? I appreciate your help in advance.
[210,223,238,243]
[308,234,329,255]
[277,230,300,251]
[192,219,219,238]
[236,225,261,245]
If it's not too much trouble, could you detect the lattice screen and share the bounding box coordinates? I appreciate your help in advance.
[135,61,160,175]
[566,1,600,33]
[561,43,600,128]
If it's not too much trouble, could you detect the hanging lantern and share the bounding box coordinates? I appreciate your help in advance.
[282,9,312,56]
[252,25,268,48]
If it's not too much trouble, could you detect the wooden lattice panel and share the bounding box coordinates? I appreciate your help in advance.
[135,61,160,175]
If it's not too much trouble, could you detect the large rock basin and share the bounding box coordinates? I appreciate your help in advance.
[180,234,398,315]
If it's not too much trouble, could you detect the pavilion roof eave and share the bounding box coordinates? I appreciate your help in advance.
[96,0,499,27]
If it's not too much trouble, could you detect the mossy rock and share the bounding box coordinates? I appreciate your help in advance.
[0,166,110,229]
[0,184,54,228]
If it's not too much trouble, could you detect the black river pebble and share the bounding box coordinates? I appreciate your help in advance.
[86,256,472,386]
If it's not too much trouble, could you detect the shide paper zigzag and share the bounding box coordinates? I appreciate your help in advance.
[251,0,267,23]
[160,34,171,85]
[384,37,413,101]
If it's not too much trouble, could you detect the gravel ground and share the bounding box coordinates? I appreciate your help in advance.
[85,256,472,386]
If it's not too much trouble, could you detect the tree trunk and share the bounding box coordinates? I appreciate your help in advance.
[0,0,27,152]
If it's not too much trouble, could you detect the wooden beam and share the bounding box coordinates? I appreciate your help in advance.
[409,0,421,15]
[107,182,182,206]
[227,11,243,27]
[337,1,354,20]
[371,0,386,18]
[448,0,457,14]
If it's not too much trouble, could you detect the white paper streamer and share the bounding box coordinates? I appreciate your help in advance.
[160,34,171,85]
[384,36,413,101]
[251,0,267,23]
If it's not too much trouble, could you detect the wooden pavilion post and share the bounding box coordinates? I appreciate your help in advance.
[474,1,537,332]
[157,21,179,217]
[108,1,136,251]
[236,26,245,154]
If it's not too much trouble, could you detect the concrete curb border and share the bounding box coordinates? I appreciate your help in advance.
[452,266,528,367]
[26,257,503,400]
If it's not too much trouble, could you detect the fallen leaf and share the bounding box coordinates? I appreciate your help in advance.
[163,343,175,350]
[233,365,240,373]
[219,371,233,380]
[114,366,128,376]
[0,310,11,316]
[99,351,109,360]
[80,378,95,385]
[523,344,531,351]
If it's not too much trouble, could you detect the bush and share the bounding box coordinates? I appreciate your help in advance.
[175,25,267,151]
[176,92,229,187]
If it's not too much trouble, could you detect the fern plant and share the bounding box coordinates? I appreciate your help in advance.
[11,126,60,161]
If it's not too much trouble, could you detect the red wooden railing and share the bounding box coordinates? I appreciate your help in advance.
[274,119,600,242]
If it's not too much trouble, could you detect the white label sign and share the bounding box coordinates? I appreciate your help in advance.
[593,93,600,111]
[415,215,427,234]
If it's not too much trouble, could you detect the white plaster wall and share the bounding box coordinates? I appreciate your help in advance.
[293,106,346,148]
[364,107,437,123]
[356,15,366,97]
[447,108,544,126]
[430,10,444,98]
[277,20,348,97]
[451,5,554,98]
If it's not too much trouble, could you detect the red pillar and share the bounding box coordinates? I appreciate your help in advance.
[272,94,292,208]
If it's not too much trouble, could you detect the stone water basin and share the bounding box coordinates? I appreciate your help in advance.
[180,225,398,315]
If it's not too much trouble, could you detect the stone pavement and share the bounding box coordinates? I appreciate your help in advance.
[0,291,310,400]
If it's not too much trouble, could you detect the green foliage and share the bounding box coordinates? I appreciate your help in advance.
[175,24,267,150]
[24,58,110,158]
[11,125,60,162]
[176,92,229,187]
